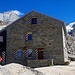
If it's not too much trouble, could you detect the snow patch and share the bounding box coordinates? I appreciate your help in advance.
[66,22,75,32]
[0,10,24,23]
[12,10,24,15]
[0,63,44,75]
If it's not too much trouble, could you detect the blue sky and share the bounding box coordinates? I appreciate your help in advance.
[0,0,75,24]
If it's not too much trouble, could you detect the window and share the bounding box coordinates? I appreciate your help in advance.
[17,50,22,59]
[27,49,32,59]
[25,32,32,41]
[0,36,3,42]
[31,18,37,24]
[28,34,32,40]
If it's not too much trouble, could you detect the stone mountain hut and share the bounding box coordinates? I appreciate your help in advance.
[0,11,68,67]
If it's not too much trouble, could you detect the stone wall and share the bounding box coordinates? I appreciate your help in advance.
[6,11,67,66]
[27,60,52,68]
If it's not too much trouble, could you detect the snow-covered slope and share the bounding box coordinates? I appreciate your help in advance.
[0,10,21,23]
[66,22,75,36]
[66,22,75,32]
[0,63,44,75]
[0,10,23,30]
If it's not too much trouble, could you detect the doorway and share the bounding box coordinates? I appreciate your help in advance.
[0,30,6,65]
[37,48,43,59]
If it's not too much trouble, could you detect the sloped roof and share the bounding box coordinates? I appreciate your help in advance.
[0,10,67,35]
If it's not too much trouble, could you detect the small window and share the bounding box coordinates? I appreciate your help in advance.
[25,32,32,41]
[27,49,32,59]
[0,36,3,42]
[17,50,22,59]
[31,18,37,24]
[28,34,32,40]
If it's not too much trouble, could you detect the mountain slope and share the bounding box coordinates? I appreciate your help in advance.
[0,10,20,23]
[66,22,75,32]
[0,10,22,30]
[66,22,75,35]
[66,22,75,55]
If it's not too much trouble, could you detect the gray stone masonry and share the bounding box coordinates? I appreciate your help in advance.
[5,11,68,67]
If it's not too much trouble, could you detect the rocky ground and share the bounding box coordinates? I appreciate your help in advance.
[0,62,75,75]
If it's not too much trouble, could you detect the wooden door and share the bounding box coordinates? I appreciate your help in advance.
[37,48,43,59]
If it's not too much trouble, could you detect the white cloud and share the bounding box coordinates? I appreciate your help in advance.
[12,10,24,15]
